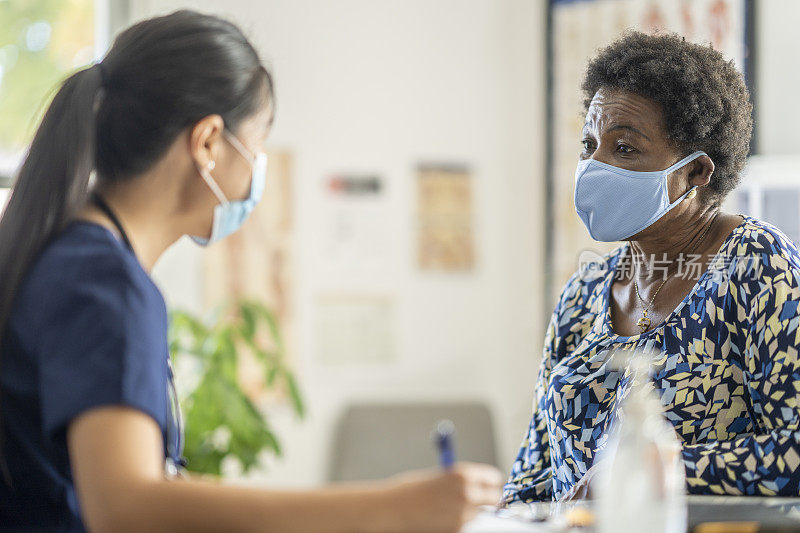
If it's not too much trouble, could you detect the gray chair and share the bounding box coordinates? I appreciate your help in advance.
[327,401,498,482]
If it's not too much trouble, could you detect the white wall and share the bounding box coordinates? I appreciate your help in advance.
[133,0,546,486]
[756,0,800,156]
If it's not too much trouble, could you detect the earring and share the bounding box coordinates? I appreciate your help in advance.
[208,161,216,170]
[686,189,697,200]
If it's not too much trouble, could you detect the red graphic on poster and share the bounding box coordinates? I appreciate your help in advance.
[681,0,695,39]
[708,0,731,50]
[644,4,666,33]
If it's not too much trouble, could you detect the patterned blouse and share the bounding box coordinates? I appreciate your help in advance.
[503,215,800,502]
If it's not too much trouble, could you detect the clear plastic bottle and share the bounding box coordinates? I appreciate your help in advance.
[594,350,687,533]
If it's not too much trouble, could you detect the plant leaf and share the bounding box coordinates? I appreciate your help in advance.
[285,373,305,418]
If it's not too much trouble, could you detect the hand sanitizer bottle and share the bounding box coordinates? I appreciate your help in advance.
[595,350,687,533]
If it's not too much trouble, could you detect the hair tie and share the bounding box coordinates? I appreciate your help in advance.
[92,62,108,113]
[94,61,108,87]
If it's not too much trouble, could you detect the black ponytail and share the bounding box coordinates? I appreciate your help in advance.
[0,63,103,486]
[0,9,274,487]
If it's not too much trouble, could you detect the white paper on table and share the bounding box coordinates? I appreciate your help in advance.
[460,511,553,532]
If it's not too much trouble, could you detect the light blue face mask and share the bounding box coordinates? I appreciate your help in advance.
[191,129,268,246]
[573,151,707,242]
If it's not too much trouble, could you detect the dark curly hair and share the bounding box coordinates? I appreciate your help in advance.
[582,31,753,207]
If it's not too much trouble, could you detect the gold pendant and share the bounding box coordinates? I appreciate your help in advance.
[636,312,651,333]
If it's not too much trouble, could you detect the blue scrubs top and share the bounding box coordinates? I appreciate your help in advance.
[0,220,173,531]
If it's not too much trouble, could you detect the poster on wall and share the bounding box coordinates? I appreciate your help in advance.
[416,164,475,272]
[318,174,392,282]
[204,150,294,404]
[311,173,398,365]
[546,0,753,305]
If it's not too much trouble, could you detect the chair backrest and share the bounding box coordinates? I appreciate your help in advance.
[327,401,498,482]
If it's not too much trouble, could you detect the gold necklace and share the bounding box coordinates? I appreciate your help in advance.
[631,214,718,333]
[632,277,669,333]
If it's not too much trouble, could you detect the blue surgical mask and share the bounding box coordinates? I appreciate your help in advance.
[573,151,706,242]
[191,129,268,246]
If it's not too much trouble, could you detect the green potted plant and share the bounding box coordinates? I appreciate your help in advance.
[168,300,304,476]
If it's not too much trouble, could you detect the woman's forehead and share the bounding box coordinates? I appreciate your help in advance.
[584,88,665,137]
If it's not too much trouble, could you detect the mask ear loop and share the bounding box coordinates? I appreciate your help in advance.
[222,129,268,200]
[197,162,230,205]
[222,129,256,164]
[665,151,707,202]
[198,129,258,205]
[663,151,707,175]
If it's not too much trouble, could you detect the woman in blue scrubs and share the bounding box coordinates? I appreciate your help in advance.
[0,10,501,532]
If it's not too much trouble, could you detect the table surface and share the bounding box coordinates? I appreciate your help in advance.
[461,496,800,532]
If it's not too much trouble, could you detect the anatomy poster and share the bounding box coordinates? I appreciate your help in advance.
[204,150,294,404]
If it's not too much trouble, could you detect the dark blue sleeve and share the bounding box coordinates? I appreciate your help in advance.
[33,254,168,442]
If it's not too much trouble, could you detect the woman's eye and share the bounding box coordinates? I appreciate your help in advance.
[616,143,635,153]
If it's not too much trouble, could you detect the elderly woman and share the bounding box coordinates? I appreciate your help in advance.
[503,31,800,503]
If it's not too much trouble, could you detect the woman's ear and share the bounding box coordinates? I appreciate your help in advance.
[189,114,225,171]
[688,154,715,188]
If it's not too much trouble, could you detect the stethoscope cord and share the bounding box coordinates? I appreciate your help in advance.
[91,193,187,470]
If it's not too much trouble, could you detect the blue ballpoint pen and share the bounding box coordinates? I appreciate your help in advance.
[435,419,455,469]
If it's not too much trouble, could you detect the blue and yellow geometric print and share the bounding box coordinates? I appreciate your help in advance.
[503,216,800,502]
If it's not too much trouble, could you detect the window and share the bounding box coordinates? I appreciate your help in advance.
[0,0,124,187]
